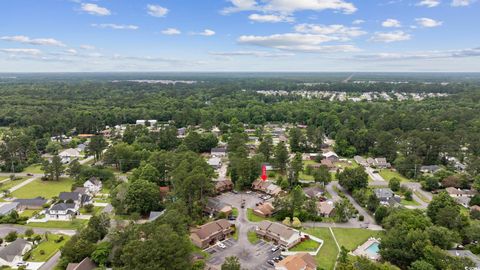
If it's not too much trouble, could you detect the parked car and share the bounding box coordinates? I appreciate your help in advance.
[246,191,252,194]
[271,246,279,252]
[228,215,237,220]
[26,173,33,176]
[217,242,226,249]
[232,190,238,194]
[267,260,275,266]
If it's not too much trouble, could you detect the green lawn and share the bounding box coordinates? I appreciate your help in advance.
[414,190,430,203]
[23,164,44,174]
[247,230,260,244]
[289,239,321,252]
[11,178,73,199]
[379,169,409,182]
[332,228,384,251]
[232,228,239,240]
[80,206,103,215]
[246,208,274,222]
[304,228,338,270]
[0,177,28,191]
[28,235,70,262]
[27,219,88,229]
[400,199,421,206]
[232,208,238,216]
[20,209,39,218]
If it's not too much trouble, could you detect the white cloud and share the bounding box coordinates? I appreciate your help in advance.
[294,24,367,40]
[80,45,96,50]
[81,3,111,16]
[415,18,443,27]
[370,31,411,43]
[238,33,359,52]
[451,0,475,6]
[0,35,66,47]
[210,50,295,57]
[65,49,78,55]
[192,29,216,36]
[353,47,480,61]
[416,0,441,7]
[248,13,294,23]
[91,24,139,30]
[382,19,402,28]
[0,48,42,56]
[352,19,365,25]
[161,28,181,35]
[147,4,169,17]
[223,0,357,14]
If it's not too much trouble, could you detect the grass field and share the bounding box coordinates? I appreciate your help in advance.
[290,239,321,252]
[379,169,409,182]
[27,219,88,229]
[80,206,103,215]
[20,209,39,218]
[247,230,259,244]
[11,178,73,199]
[23,164,44,174]
[28,235,70,262]
[246,208,274,222]
[400,199,421,206]
[0,177,28,191]
[304,228,338,270]
[332,228,384,251]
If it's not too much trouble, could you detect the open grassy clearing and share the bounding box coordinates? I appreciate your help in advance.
[11,178,73,199]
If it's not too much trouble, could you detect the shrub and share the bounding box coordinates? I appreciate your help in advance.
[358,215,364,221]
[5,231,17,242]
[39,250,45,255]
[84,204,94,213]
[25,228,34,237]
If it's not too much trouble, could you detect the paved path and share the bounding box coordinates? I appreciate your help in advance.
[0,224,76,237]
[0,175,39,198]
[365,167,386,182]
[38,251,61,270]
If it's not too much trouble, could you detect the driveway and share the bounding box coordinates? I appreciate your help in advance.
[365,167,385,182]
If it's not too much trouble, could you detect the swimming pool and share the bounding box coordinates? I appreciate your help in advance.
[365,242,380,255]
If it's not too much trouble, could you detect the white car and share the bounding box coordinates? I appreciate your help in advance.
[217,242,226,249]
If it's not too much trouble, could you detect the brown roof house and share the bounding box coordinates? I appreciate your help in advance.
[205,197,232,217]
[215,180,234,193]
[254,202,275,218]
[66,257,97,270]
[190,219,234,249]
[316,201,335,218]
[252,180,282,196]
[256,221,301,249]
[275,253,317,270]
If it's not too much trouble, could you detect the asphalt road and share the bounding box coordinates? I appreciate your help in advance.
[0,224,77,237]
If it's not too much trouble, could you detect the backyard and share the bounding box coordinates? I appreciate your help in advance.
[304,228,384,270]
[379,169,409,182]
[11,178,74,199]
[27,219,88,229]
[27,234,70,262]
[289,239,320,252]
[246,208,275,223]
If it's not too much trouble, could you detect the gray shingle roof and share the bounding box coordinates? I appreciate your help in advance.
[0,238,30,262]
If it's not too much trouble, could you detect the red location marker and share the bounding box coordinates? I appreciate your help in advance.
[261,165,267,181]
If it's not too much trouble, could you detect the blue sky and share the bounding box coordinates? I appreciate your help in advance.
[0,0,479,72]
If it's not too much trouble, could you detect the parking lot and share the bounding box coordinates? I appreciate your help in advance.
[206,238,281,269]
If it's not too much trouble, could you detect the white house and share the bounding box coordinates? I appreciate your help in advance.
[136,120,146,125]
[58,148,82,163]
[323,151,339,162]
[46,203,78,221]
[208,157,222,169]
[0,239,33,268]
[83,178,102,195]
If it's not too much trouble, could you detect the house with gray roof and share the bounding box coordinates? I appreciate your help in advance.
[0,238,32,267]
[66,257,97,270]
[374,188,400,206]
[59,192,91,207]
[14,197,47,211]
[0,202,19,216]
[46,203,78,221]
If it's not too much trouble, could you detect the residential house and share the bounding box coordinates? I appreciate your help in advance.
[177,127,187,137]
[0,202,19,216]
[251,180,282,196]
[83,177,102,195]
[66,257,97,270]
[215,180,234,193]
[354,156,368,167]
[190,219,234,249]
[303,186,323,200]
[256,221,301,249]
[159,186,171,200]
[205,198,232,217]
[445,187,476,198]
[367,158,391,169]
[148,210,165,222]
[211,147,227,157]
[275,253,317,270]
[59,192,91,207]
[316,201,335,218]
[208,157,222,169]
[46,203,78,220]
[322,151,339,162]
[420,165,441,174]
[136,120,146,125]
[58,148,82,163]
[14,197,47,211]
[0,239,33,268]
[254,202,274,218]
[374,188,400,206]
